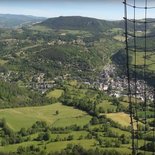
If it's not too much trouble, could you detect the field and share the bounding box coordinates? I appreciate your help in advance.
[106,112,137,129]
[0,103,91,131]
[46,139,96,152]
[30,25,53,32]
[52,115,91,127]
[69,80,78,86]
[97,100,129,113]
[97,100,117,113]
[49,131,89,140]
[46,89,64,99]
[113,35,125,42]
[59,29,92,36]
[110,127,130,136]
[131,51,155,71]
[0,59,8,65]
[122,96,141,104]
[138,110,155,118]
[0,139,97,153]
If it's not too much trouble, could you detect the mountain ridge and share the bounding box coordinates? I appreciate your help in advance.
[38,16,124,31]
[0,14,46,28]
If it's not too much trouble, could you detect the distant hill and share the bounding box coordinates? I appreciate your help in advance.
[39,16,123,32]
[0,14,46,28]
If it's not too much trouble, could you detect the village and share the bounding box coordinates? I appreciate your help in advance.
[0,61,154,102]
[0,70,70,94]
[98,64,154,102]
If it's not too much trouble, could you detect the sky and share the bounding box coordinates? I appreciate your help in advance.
[0,0,155,20]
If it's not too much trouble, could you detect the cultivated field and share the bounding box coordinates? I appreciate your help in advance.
[106,112,137,129]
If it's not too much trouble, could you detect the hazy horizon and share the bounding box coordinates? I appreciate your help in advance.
[0,0,155,20]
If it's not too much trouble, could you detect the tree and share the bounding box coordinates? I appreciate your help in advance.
[90,117,99,125]
[56,110,59,115]
[67,135,74,141]
[98,107,105,113]
[43,132,51,141]
[111,97,120,106]
[17,146,25,154]
[119,134,129,144]
[55,135,61,142]
[37,133,44,141]
[104,139,111,147]
[114,139,121,147]
[140,142,155,152]
[1,139,8,146]
[19,128,27,136]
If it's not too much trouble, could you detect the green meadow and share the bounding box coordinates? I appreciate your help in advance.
[0,103,91,131]
[0,59,8,65]
[46,89,64,99]
[131,51,155,71]
[97,100,117,113]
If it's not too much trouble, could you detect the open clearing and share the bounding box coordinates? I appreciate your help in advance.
[0,59,8,65]
[97,100,117,113]
[110,127,130,136]
[106,112,137,129]
[113,35,125,42]
[46,89,64,99]
[131,51,155,71]
[0,103,91,131]
[0,139,96,153]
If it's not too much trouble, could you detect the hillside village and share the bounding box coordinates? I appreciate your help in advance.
[99,64,154,102]
[1,63,153,102]
[47,36,87,46]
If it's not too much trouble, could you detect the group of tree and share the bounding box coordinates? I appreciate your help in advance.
[1,144,130,155]
[0,120,49,146]
[0,80,52,108]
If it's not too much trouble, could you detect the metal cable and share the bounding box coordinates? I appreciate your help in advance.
[133,0,139,153]
[153,88,155,155]
[123,0,155,154]
[125,18,155,24]
[143,1,148,154]
[124,1,136,154]
[126,32,155,39]
[128,47,155,52]
[123,1,155,9]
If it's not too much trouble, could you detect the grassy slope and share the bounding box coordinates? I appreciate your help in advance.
[131,51,155,71]
[0,59,8,65]
[97,100,117,112]
[0,103,91,131]
[0,139,97,153]
[46,89,64,99]
[106,112,136,128]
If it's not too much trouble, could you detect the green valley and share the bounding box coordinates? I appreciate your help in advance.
[0,15,154,155]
